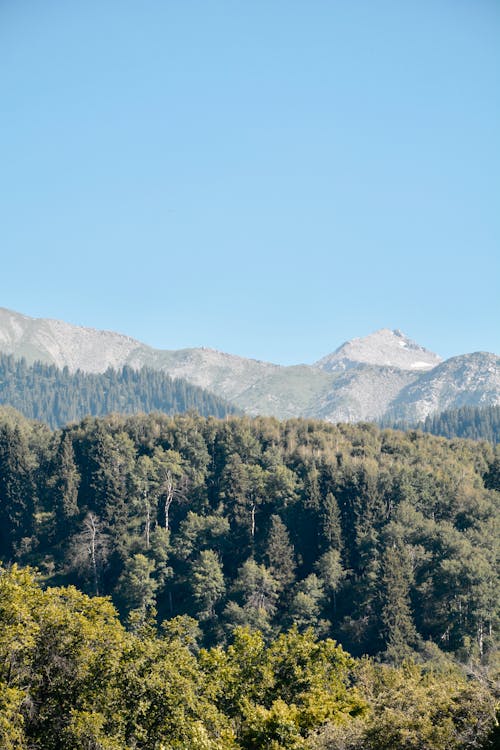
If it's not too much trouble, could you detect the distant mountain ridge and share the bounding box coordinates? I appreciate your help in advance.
[0,306,499,424]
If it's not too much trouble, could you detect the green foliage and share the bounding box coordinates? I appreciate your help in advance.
[0,565,236,749]
[201,626,366,750]
[190,549,226,620]
[0,353,240,427]
[264,514,297,589]
[0,421,35,557]
[226,560,280,635]
[0,566,497,750]
[288,575,328,635]
[388,404,500,444]
[117,553,158,621]
[0,410,498,671]
[309,659,498,750]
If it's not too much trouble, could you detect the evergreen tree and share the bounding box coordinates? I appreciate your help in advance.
[226,560,280,634]
[117,553,158,622]
[49,431,80,539]
[264,514,296,590]
[0,353,240,428]
[321,492,343,552]
[378,544,419,662]
[314,548,344,621]
[190,549,226,620]
[288,574,328,634]
[0,422,34,558]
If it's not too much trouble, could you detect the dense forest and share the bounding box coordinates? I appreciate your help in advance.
[388,405,500,444]
[0,353,239,427]
[0,408,498,748]
[1,565,497,749]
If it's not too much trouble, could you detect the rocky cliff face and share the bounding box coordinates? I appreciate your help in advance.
[310,365,419,423]
[0,307,498,424]
[385,352,500,422]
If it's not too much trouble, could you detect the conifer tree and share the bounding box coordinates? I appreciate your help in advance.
[117,553,158,622]
[264,514,296,590]
[190,549,226,620]
[321,492,343,552]
[50,431,80,538]
[378,544,419,661]
[0,422,34,558]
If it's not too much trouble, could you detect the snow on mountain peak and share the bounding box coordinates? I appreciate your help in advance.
[315,329,442,373]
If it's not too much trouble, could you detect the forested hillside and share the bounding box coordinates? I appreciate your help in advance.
[0,409,498,748]
[0,353,239,427]
[1,409,498,662]
[388,405,500,444]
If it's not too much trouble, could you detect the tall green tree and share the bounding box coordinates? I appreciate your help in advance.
[190,549,226,620]
[117,553,158,623]
[264,514,296,590]
[378,543,419,662]
[49,431,80,540]
[320,492,343,552]
[226,560,280,634]
[0,423,34,559]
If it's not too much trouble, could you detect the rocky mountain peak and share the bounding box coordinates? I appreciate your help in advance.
[315,328,442,373]
[1,307,498,426]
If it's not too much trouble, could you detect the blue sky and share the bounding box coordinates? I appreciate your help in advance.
[1,0,499,364]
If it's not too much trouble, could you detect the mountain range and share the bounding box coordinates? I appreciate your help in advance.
[1,306,499,423]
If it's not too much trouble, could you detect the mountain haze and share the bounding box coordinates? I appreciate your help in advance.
[0,307,498,424]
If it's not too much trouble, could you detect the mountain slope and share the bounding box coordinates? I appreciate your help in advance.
[0,307,281,404]
[0,306,147,371]
[131,346,282,404]
[385,352,500,422]
[1,307,499,424]
[309,365,418,422]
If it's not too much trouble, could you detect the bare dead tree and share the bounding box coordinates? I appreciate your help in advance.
[161,471,189,531]
[68,512,109,595]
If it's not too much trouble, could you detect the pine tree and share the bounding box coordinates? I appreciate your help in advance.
[321,492,343,552]
[264,514,296,590]
[0,423,35,559]
[116,553,158,623]
[378,544,419,661]
[51,431,80,538]
[190,549,226,620]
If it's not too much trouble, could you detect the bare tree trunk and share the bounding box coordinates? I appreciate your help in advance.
[250,502,256,538]
[85,513,99,595]
[145,499,151,549]
[164,471,174,531]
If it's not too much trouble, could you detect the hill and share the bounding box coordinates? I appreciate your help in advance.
[388,404,500,444]
[0,353,239,427]
[0,409,497,665]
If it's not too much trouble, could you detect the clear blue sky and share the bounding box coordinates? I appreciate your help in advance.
[1,0,499,364]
